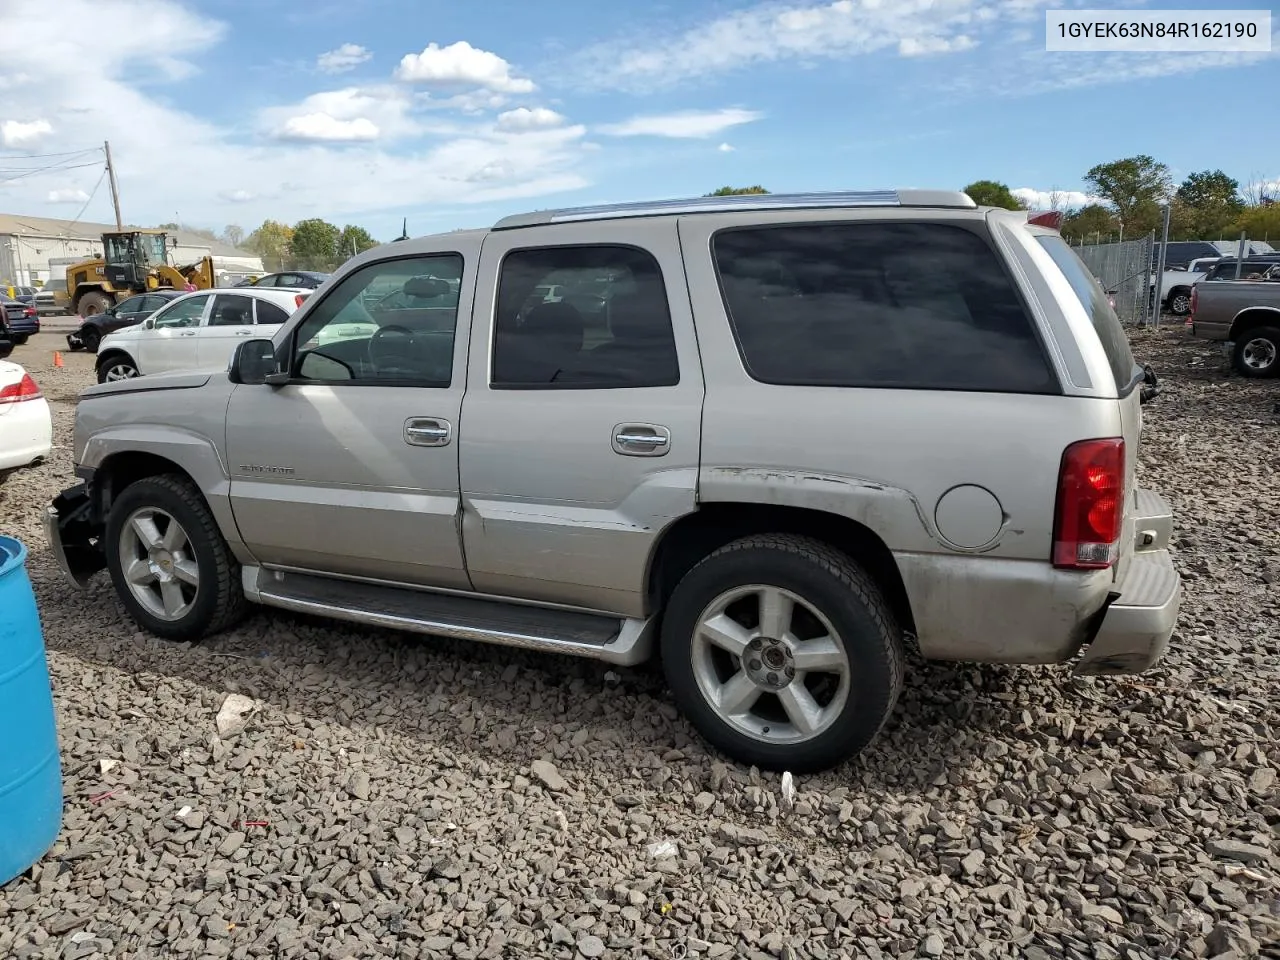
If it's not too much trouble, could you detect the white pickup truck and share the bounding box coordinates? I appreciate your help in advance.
[1152,257,1219,316]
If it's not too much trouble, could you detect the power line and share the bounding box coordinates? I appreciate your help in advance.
[0,159,103,184]
[0,147,100,161]
[68,166,110,228]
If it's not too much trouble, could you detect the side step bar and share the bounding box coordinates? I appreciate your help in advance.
[244,567,654,666]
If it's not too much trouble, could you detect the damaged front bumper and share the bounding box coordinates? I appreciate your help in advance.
[45,482,106,589]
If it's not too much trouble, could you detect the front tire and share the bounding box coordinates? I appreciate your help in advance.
[104,475,248,641]
[97,352,139,383]
[78,292,113,317]
[661,534,903,773]
[1232,327,1280,378]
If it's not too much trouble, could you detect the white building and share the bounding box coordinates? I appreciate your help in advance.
[0,212,263,287]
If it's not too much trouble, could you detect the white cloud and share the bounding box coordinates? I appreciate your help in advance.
[496,107,565,131]
[1012,187,1103,211]
[718,142,735,152]
[46,187,89,204]
[317,43,372,74]
[899,34,975,56]
[0,0,590,228]
[277,113,380,142]
[599,108,762,139]
[395,41,534,93]
[2,118,53,146]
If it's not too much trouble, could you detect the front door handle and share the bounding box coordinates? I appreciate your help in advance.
[612,423,670,457]
[404,417,451,447]
[235,330,252,336]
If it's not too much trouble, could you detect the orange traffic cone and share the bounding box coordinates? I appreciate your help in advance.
[53,351,64,368]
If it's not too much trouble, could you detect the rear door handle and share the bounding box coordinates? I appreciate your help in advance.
[404,417,451,447]
[180,330,197,336]
[613,423,670,457]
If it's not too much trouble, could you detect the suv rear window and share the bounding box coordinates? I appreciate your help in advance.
[1035,234,1137,393]
[711,221,1056,393]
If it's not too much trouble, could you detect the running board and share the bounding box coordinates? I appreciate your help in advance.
[244,567,653,665]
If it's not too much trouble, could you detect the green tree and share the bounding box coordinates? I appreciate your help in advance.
[1172,170,1243,240]
[1083,156,1172,235]
[289,218,341,270]
[962,180,1025,210]
[244,220,294,271]
[1061,204,1120,243]
[705,185,769,196]
[338,224,379,258]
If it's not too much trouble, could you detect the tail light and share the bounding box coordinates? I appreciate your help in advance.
[1189,286,1198,318]
[23,306,36,317]
[0,372,42,404]
[294,294,309,308]
[1052,438,1125,570]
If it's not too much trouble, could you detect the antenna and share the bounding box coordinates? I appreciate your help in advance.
[395,218,409,242]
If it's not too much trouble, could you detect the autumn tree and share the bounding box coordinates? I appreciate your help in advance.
[962,180,1025,210]
[1084,156,1172,236]
[244,220,294,271]
[1061,204,1120,243]
[705,186,769,196]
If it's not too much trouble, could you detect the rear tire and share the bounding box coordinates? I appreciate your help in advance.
[80,328,101,353]
[1167,288,1192,316]
[97,352,139,383]
[11,335,28,346]
[78,292,113,318]
[1232,327,1280,378]
[660,533,903,773]
[104,475,248,641]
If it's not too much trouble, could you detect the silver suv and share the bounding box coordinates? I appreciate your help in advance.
[47,191,1182,772]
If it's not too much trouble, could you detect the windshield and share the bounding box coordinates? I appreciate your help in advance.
[138,233,167,266]
[1036,235,1137,394]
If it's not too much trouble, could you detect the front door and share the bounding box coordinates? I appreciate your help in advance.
[224,245,477,588]
[135,293,210,374]
[458,221,705,618]
[196,293,257,370]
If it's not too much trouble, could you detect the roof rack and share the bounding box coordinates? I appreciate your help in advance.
[492,189,976,230]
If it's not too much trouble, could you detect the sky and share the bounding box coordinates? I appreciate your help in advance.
[0,0,1277,243]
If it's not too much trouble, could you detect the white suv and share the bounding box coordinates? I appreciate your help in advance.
[94,288,311,382]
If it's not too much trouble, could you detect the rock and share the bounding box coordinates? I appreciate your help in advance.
[922,932,945,956]
[1082,903,1124,925]
[692,792,716,814]
[1120,824,1157,843]
[1207,839,1270,864]
[578,934,605,957]
[204,917,230,939]
[961,850,986,876]
[530,759,569,792]
[217,832,246,857]
[215,693,257,738]
[204,869,227,891]
[347,771,371,801]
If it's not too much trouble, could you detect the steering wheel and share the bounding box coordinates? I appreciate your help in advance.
[368,324,429,378]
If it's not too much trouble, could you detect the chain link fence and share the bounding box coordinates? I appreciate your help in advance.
[1072,236,1154,326]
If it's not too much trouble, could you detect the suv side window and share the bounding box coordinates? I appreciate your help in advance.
[254,300,289,324]
[209,294,255,326]
[712,222,1056,393]
[152,294,209,328]
[291,253,463,385]
[491,245,679,388]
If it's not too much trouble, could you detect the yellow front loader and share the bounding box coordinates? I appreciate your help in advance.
[65,230,216,317]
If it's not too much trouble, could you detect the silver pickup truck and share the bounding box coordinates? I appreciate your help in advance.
[46,190,1182,773]
[1189,266,1280,377]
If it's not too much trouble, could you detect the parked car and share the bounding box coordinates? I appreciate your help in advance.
[0,294,39,345]
[0,353,53,475]
[94,288,310,382]
[1152,256,1220,316]
[1188,269,1280,377]
[48,190,1182,773]
[66,290,185,353]
[34,279,71,316]
[1201,256,1280,282]
[6,285,38,306]
[1152,241,1224,272]
[242,271,330,290]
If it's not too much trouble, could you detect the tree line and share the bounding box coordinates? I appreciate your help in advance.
[165,220,381,272]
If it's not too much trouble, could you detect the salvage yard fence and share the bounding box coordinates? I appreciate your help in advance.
[1072,236,1155,327]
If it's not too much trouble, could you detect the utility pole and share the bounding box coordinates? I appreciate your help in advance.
[103,140,123,230]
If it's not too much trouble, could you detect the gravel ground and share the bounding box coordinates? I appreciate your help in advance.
[0,327,1277,960]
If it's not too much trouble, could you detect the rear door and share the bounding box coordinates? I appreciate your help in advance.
[457,220,705,617]
[135,293,210,374]
[196,293,257,369]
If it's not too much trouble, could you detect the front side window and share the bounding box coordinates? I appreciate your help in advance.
[291,253,463,385]
[713,222,1056,393]
[491,245,679,389]
[152,294,209,328]
[209,294,255,326]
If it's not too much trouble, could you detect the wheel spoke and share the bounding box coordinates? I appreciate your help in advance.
[778,684,825,736]
[131,515,163,549]
[159,580,186,617]
[792,636,845,673]
[161,520,188,552]
[172,558,199,586]
[124,559,156,585]
[699,613,751,657]
[714,671,761,717]
[757,586,793,640]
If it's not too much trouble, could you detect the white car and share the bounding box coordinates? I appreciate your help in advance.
[94,288,311,382]
[0,356,53,472]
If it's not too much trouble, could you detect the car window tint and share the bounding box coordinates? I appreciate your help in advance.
[712,222,1056,393]
[254,300,289,324]
[153,294,209,328]
[492,245,679,389]
[1036,235,1137,393]
[292,254,463,386]
[209,294,255,326]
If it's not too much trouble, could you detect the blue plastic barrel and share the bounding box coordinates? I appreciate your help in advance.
[0,536,62,886]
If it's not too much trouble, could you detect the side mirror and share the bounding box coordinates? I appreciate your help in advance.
[228,338,281,385]
[0,340,12,360]
[142,317,155,330]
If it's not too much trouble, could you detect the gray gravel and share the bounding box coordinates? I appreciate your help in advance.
[0,327,1277,959]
